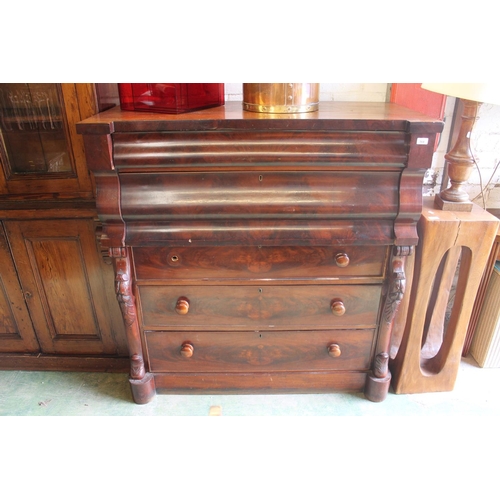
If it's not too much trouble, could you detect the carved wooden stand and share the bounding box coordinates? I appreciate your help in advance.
[390,198,499,394]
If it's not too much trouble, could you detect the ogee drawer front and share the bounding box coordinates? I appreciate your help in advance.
[146,329,375,372]
[119,171,400,220]
[133,245,388,281]
[138,285,382,330]
[113,129,408,168]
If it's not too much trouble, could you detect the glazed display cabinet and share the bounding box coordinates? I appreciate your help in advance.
[0,83,128,371]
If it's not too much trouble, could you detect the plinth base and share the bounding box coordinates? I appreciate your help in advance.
[364,372,391,402]
[434,193,473,212]
[130,372,156,404]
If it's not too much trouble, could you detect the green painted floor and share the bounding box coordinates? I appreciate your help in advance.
[1,355,500,416]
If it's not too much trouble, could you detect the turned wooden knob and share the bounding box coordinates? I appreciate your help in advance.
[328,344,341,357]
[180,342,194,358]
[335,252,350,267]
[331,299,345,316]
[175,297,190,315]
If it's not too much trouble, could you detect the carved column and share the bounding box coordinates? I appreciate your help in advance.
[111,247,155,404]
[365,245,412,402]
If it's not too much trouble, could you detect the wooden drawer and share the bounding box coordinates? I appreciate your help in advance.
[145,329,375,373]
[133,245,388,281]
[112,129,408,169]
[138,284,382,330]
[120,171,400,220]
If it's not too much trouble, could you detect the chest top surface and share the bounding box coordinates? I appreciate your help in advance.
[77,101,444,134]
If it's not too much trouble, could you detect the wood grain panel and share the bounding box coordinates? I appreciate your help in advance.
[28,237,99,337]
[138,284,382,330]
[0,276,17,335]
[125,219,395,247]
[133,245,388,281]
[0,225,40,352]
[76,101,445,135]
[120,171,400,220]
[153,370,368,393]
[146,329,375,372]
[4,219,121,354]
[113,130,407,168]
[0,353,129,372]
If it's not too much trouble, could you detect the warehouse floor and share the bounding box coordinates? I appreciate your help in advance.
[1,355,499,416]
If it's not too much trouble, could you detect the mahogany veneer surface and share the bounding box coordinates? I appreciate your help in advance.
[77,102,443,403]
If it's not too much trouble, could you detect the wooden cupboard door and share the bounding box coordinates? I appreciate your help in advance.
[0,224,40,353]
[4,219,120,355]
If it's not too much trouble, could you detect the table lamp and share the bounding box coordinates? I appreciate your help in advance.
[421,83,500,211]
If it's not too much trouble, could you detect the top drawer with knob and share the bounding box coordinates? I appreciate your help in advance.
[119,171,401,221]
[132,245,388,282]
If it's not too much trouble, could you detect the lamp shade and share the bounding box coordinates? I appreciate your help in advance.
[421,83,500,106]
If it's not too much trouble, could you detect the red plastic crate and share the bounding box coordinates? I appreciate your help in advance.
[118,83,225,114]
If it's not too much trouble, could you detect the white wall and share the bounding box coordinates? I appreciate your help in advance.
[225,83,500,210]
[422,99,500,209]
[224,83,389,103]
[466,102,500,209]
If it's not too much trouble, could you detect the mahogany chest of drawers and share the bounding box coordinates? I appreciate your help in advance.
[77,102,443,404]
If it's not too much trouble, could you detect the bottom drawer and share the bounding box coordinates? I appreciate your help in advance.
[146,329,375,373]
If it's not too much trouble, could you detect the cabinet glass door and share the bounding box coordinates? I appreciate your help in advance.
[0,83,75,178]
[0,83,95,197]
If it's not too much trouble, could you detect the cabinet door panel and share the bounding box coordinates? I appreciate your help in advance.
[29,237,99,336]
[5,219,119,355]
[0,224,40,352]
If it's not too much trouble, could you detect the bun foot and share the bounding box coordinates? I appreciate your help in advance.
[129,372,156,404]
[364,372,391,402]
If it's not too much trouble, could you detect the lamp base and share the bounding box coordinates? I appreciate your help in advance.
[434,193,473,212]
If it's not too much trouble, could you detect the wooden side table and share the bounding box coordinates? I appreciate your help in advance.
[390,197,499,394]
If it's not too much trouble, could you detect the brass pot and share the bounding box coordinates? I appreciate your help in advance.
[243,83,319,113]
